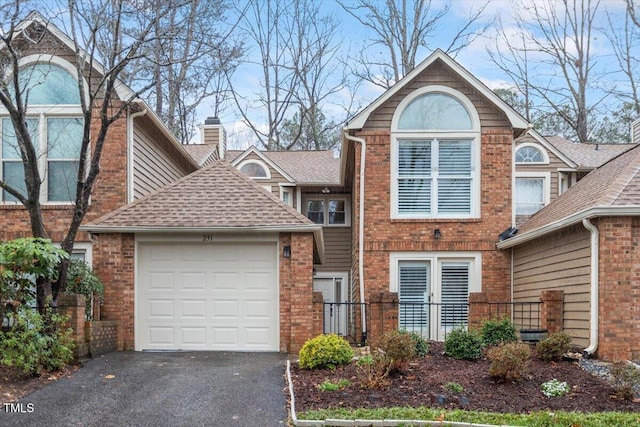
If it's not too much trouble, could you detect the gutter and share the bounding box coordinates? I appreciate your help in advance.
[582,218,599,356]
[343,131,367,341]
[127,109,147,203]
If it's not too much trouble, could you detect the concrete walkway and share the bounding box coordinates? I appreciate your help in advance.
[2,351,289,427]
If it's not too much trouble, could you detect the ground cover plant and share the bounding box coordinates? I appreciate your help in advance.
[291,341,639,418]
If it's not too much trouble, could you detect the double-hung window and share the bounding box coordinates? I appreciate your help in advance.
[391,87,480,219]
[0,59,83,204]
[304,196,349,226]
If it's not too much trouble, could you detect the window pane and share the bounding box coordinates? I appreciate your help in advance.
[240,162,268,178]
[306,200,324,224]
[399,261,430,334]
[2,117,39,159]
[2,161,26,202]
[515,146,544,163]
[441,262,470,330]
[399,140,431,176]
[399,178,431,214]
[439,141,471,176]
[398,93,472,130]
[16,64,80,105]
[47,118,83,159]
[48,160,79,202]
[438,178,471,213]
[328,200,345,225]
[516,178,544,215]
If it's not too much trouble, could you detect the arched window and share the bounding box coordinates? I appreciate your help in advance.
[18,64,81,105]
[397,93,473,130]
[1,57,83,204]
[515,145,547,164]
[391,86,480,219]
[239,160,270,179]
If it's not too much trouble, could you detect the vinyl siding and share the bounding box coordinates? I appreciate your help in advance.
[238,152,290,196]
[132,118,193,199]
[364,59,511,129]
[512,224,591,346]
[315,226,352,272]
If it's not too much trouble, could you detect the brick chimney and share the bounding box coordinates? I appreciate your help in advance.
[200,116,227,159]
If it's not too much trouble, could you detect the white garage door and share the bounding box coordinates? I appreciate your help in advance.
[137,241,279,351]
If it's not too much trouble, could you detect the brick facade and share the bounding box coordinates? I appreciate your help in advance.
[596,216,640,361]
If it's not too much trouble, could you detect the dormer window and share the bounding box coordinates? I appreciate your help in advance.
[238,160,270,179]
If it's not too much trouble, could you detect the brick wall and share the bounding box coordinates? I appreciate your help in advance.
[597,216,640,361]
[350,128,513,320]
[92,233,135,350]
[279,232,319,354]
[86,320,118,356]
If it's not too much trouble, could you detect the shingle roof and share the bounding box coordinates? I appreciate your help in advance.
[83,161,316,230]
[518,144,640,234]
[227,149,340,184]
[182,143,218,166]
[545,136,636,170]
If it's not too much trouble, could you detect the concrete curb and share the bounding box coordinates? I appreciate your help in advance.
[285,360,521,427]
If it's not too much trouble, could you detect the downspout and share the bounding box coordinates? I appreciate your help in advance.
[344,131,367,342]
[127,108,148,203]
[582,218,599,356]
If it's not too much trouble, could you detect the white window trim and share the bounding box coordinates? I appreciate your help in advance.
[390,134,480,219]
[1,55,86,205]
[53,241,93,267]
[514,171,551,215]
[515,142,549,165]
[237,159,271,180]
[279,186,293,206]
[390,86,481,220]
[303,195,351,226]
[389,251,482,296]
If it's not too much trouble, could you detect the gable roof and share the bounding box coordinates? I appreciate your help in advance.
[515,130,577,168]
[182,143,219,166]
[228,147,340,185]
[345,49,530,131]
[498,144,640,248]
[545,136,636,170]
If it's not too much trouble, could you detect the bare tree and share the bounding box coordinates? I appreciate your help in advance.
[0,0,193,309]
[489,0,602,143]
[125,0,244,144]
[339,0,489,89]
[229,0,347,150]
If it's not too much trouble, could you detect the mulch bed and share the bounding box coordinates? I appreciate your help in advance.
[290,342,640,414]
[0,364,78,405]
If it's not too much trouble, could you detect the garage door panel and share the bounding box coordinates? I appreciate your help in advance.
[138,241,279,351]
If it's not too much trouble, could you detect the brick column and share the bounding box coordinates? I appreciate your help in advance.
[540,290,564,333]
[468,292,489,330]
[312,292,324,336]
[58,294,89,359]
[369,292,398,343]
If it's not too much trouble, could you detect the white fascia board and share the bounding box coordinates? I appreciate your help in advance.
[346,49,530,131]
[230,146,295,183]
[497,205,640,249]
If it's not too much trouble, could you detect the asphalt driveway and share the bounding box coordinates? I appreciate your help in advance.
[2,351,289,427]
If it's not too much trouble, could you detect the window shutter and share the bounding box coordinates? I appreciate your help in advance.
[438,141,471,213]
[398,141,431,214]
[440,262,469,328]
[399,262,430,332]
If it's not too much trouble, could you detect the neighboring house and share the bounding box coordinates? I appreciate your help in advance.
[498,144,640,361]
[513,130,635,226]
[0,12,198,266]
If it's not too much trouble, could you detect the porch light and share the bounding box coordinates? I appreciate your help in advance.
[321,187,331,194]
[434,228,442,239]
[283,245,291,258]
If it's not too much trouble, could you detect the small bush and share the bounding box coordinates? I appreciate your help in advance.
[541,379,570,397]
[355,353,391,389]
[444,382,464,394]
[374,330,416,372]
[64,259,104,320]
[399,329,429,358]
[481,318,517,347]
[487,341,531,382]
[298,334,354,370]
[609,361,640,401]
[318,378,350,392]
[0,305,74,375]
[536,331,572,361]
[444,327,483,360]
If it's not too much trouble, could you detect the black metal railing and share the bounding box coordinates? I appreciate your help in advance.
[322,302,367,344]
[488,301,542,331]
